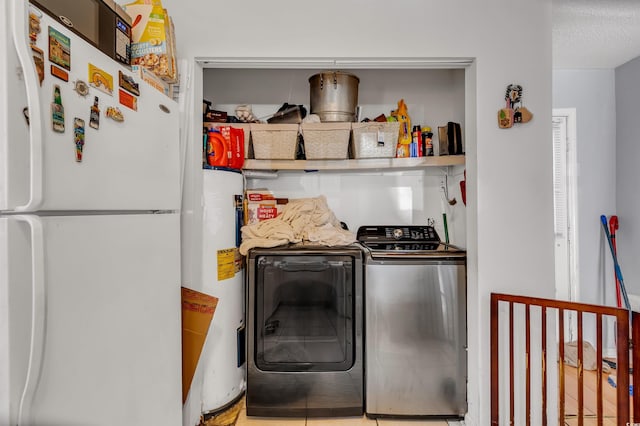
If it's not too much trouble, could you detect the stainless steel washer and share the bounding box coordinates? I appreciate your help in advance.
[357,226,467,419]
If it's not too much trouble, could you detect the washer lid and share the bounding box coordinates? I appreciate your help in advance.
[362,242,466,259]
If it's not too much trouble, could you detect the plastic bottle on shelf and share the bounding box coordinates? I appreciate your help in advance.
[422,126,434,156]
[412,125,422,157]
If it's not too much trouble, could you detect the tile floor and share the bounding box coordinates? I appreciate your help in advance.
[234,398,461,426]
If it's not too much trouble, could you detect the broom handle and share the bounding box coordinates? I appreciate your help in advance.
[609,216,622,308]
[601,215,631,311]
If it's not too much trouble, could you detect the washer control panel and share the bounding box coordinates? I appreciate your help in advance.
[357,225,440,243]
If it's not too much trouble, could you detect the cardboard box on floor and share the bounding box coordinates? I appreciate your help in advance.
[181,287,218,404]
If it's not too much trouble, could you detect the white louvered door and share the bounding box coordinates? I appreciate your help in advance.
[553,109,579,340]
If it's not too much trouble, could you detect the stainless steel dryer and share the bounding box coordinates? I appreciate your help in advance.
[357,225,467,419]
[246,243,364,417]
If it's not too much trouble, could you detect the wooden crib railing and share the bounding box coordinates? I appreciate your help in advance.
[490,293,640,426]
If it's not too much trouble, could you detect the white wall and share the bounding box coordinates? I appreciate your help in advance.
[615,57,640,296]
[552,70,617,306]
[244,169,467,246]
[156,1,554,424]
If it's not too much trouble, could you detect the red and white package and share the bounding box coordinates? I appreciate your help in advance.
[227,127,245,169]
[244,190,288,225]
[215,125,245,170]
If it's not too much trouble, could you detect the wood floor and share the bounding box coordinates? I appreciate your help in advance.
[563,364,632,426]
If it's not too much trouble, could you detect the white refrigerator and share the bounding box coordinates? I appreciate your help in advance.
[0,1,182,425]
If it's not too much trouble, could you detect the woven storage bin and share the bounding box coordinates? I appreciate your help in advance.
[301,122,351,160]
[250,123,299,160]
[351,122,400,158]
[205,123,252,158]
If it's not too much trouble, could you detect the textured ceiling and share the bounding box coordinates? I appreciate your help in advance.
[553,0,640,69]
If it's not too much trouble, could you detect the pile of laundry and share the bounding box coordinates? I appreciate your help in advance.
[239,195,356,256]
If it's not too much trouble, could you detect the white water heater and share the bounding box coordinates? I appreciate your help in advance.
[183,168,245,425]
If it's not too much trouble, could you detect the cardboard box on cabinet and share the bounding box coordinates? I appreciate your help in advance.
[123,0,177,83]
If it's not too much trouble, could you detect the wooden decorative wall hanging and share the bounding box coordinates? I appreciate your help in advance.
[498,84,533,129]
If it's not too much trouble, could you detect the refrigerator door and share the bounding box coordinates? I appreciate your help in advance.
[0,1,180,213]
[0,213,182,426]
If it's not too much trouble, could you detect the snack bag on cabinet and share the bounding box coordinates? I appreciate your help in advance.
[123,0,177,83]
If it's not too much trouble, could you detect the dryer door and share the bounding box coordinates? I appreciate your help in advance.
[254,254,356,372]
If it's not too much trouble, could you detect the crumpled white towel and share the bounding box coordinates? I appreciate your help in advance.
[239,195,356,255]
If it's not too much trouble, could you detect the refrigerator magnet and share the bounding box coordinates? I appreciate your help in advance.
[89,96,100,129]
[73,117,85,162]
[106,106,124,122]
[48,26,70,71]
[28,7,42,44]
[118,89,137,111]
[88,63,113,96]
[31,45,45,86]
[119,71,140,96]
[51,85,65,133]
[50,64,68,82]
[73,80,89,97]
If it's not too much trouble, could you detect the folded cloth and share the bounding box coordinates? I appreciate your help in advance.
[239,195,356,255]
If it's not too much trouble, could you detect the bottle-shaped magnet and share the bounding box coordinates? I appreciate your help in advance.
[52,85,65,132]
[74,117,85,162]
[89,96,100,129]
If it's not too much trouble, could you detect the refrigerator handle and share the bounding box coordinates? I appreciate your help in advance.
[10,0,44,211]
[12,216,46,426]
